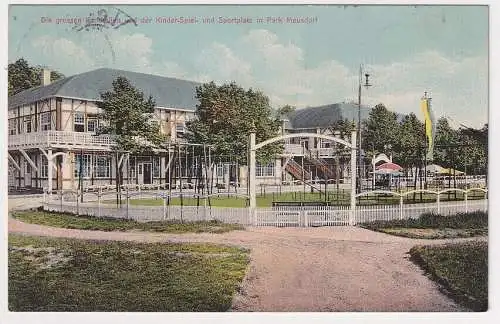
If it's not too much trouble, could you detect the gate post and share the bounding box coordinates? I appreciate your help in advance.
[349,131,357,226]
[248,131,257,225]
[126,188,130,220]
[76,190,80,215]
[43,188,47,208]
[163,194,167,220]
[60,190,63,211]
[399,196,404,220]
[98,188,101,218]
[464,192,468,213]
[485,190,488,212]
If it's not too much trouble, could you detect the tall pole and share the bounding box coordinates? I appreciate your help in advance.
[350,130,357,225]
[357,64,371,193]
[357,65,362,193]
[424,121,428,190]
[248,131,256,222]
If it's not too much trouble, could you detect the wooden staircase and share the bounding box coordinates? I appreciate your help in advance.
[285,159,311,181]
[306,157,336,180]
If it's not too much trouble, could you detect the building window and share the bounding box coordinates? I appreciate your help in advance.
[87,118,98,133]
[321,140,332,148]
[8,119,16,135]
[129,162,136,179]
[216,164,228,177]
[94,156,111,178]
[74,154,91,178]
[176,124,185,137]
[24,116,32,133]
[256,162,275,177]
[41,112,51,131]
[74,113,85,132]
[153,156,160,178]
[40,156,48,178]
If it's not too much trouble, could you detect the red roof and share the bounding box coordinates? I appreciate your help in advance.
[376,162,403,171]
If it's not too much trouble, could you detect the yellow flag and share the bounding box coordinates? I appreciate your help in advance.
[420,97,435,160]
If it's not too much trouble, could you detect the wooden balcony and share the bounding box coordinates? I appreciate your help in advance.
[282,144,305,156]
[8,131,113,151]
[282,144,340,158]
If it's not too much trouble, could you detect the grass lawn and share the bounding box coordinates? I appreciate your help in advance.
[409,241,488,311]
[8,234,250,311]
[359,211,488,239]
[100,190,483,208]
[103,191,350,208]
[12,211,245,233]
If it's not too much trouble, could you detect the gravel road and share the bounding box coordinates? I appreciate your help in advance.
[8,197,476,312]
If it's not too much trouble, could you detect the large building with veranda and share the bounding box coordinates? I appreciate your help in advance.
[8,68,370,192]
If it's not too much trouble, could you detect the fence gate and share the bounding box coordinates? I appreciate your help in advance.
[255,206,351,227]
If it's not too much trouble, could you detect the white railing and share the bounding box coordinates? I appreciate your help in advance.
[310,147,338,158]
[9,131,113,149]
[283,144,304,155]
[44,201,253,225]
[255,206,351,227]
[43,188,488,227]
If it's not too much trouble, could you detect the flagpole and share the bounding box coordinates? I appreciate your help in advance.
[423,92,429,190]
[424,118,427,190]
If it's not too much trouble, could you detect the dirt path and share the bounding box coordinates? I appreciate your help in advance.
[8,198,475,312]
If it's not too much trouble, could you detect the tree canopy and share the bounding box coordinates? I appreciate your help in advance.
[96,76,165,154]
[8,58,65,96]
[186,82,282,163]
[395,112,426,168]
[361,106,487,175]
[361,103,400,157]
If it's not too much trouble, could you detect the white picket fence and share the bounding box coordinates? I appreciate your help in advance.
[42,189,488,227]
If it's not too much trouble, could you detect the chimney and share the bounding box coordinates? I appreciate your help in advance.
[41,68,51,86]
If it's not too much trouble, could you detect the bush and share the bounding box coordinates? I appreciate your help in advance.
[409,241,488,311]
[361,211,488,230]
[12,211,245,233]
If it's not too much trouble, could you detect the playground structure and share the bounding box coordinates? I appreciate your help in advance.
[42,129,488,227]
[248,130,358,224]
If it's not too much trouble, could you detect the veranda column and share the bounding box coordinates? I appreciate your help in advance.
[47,149,53,196]
[248,131,256,222]
[350,131,357,225]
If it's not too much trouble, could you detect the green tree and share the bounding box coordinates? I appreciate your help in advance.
[433,117,458,168]
[186,82,282,164]
[276,104,295,118]
[396,112,426,176]
[8,58,65,96]
[457,123,488,176]
[361,103,400,158]
[96,76,165,204]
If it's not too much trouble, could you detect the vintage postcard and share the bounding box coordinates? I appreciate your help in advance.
[3,1,492,321]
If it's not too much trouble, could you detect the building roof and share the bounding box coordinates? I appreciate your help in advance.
[8,68,201,110]
[286,102,372,129]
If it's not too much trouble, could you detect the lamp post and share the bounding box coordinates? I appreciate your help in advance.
[357,64,371,193]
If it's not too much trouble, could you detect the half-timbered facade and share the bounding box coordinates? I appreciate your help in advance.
[8,68,199,192]
[8,68,376,192]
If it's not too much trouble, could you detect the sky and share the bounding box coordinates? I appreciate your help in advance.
[8,4,489,128]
